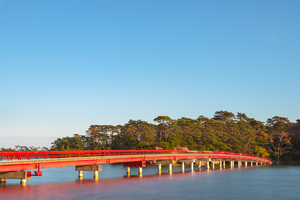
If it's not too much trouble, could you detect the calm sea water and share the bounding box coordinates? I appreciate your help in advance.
[1,164,299,200]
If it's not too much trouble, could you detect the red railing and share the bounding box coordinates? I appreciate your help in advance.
[0,150,271,162]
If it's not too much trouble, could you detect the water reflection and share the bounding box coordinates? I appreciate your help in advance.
[1,165,300,200]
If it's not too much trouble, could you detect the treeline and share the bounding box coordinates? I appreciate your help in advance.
[50,111,300,164]
[0,145,49,152]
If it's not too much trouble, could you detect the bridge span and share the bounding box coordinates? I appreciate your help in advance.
[0,150,272,184]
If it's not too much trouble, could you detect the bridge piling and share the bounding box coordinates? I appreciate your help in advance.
[182,162,185,172]
[223,160,226,169]
[1,178,6,186]
[245,161,247,167]
[206,161,210,170]
[198,161,201,170]
[94,171,98,179]
[219,161,222,169]
[20,179,26,185]
[76,165,102,179]
[0,171,29,185]
[127,166,130,176]
[230,161,234,168]
[169,163,172,173]
[78,171,83,179]
[158,163,161,174]
[191,161,194,172]
[138,167,142,176]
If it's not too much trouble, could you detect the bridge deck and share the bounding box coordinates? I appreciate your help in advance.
[0,151,271,172]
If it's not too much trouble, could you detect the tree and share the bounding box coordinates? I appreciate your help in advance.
[290,119,300,161]
[197,118,229,151]
[154,116,172,143]
[87,126,110,150]
[96,125,119,150]
[236,112,251,123]
[117,120,157,150]
[177,117,202,150]
[267,116,292,163]
[255,146,270,158]
[212,111,235,122]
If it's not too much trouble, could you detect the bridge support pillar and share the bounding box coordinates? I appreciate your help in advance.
[158,163,161,174]
[230,161,234,168]
[191,161,194,172]
[219,161,222,169]
[238,161,241,168]
[94,171,98,179]
[256,162,258,166]
[0,171,30,185]
[78,171,83,179]
[1,178,6,185]
[198,161,201,170]
[251,162,253,166]
[212,161,215,170]
[138,167,142,176]
[169,163,172,173]
[20,179,26,185]
[245,161,247,167]
[206,161,210,170]
[76,165,102,179]
[127,166,130,175]
[223,160,226,169]
[182,162,185,172]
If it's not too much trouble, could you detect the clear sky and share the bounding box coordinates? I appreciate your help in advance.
[0,0,299,148]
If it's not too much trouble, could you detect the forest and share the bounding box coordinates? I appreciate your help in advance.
[2,111,300,164]
[49,111,300,164]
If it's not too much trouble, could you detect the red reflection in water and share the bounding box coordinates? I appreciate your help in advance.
[0,169,224,200]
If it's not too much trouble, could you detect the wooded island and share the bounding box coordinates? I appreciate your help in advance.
[2,111,300,164]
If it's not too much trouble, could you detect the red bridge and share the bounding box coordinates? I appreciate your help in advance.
[0,150,272,184]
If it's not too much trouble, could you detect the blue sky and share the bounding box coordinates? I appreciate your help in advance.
[0,0,299,148]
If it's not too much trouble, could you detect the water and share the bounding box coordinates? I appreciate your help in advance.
[1,164,299,200]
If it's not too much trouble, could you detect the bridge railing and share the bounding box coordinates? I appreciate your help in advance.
[199,151,269,161]
[0,150,272,162]
[0,150,186,161]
